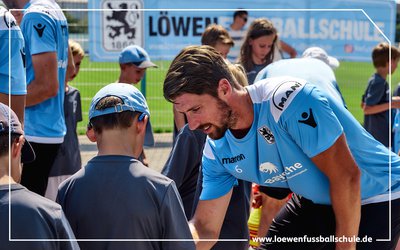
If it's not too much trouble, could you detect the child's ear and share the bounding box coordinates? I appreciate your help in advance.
[136,115,148,135]
[86,127,96,142]
[11,135,24,158]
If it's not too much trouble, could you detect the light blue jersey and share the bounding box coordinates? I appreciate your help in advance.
[21,0,68,142]
[201,76,400,205]
[255,58,346,107]
[0,7,26,95]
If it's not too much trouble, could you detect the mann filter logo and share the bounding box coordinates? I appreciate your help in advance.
[222,154,245,165]
[272,81,303,111]
[264,162,307,184]
[102,0,144,51]
[258,126,275,144]
[259,162,278,174]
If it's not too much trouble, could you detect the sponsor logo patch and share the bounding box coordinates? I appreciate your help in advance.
[259,162,278,174]
[222,154,245,165]
[258,126,275,144]
[263,162,307,184]
[298,108,317,128]
[272,81,303,111]
[33,23,46,37]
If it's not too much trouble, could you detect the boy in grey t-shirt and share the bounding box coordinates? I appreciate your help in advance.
[0,103,78,250]
[57,83,194,250]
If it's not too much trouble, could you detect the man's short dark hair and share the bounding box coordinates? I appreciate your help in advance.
[233,10,248,19]
[89,96,140,134]
[164,45,242,103]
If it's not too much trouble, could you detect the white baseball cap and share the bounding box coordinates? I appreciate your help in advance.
[302,47,340,69]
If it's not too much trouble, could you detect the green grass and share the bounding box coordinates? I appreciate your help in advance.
[70,59,172,134]
[70,58,400,135]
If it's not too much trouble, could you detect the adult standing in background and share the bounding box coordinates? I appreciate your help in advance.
[3,0,69,196]
[0,6,26,124]
[226,9,248,63]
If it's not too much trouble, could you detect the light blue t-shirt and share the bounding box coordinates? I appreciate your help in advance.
[21,0,68,142]
[255,58,346,107]
[201,76,400,205]
[0,7,26,95]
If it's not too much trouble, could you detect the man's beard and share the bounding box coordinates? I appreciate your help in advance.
[206,98,237,140]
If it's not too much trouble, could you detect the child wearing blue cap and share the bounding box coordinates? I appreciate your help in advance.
[117,45,157,166]
[57,83,194,250]
[118,45,157,85]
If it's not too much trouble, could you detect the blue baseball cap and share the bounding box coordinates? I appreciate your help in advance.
[119,45,157,69]
[89,83,150,120]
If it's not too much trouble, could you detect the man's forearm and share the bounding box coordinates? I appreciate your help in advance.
[189,221,217,250]
[330,175,361,249]
[26,79,58,106]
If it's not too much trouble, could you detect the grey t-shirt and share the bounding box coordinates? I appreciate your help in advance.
[50,86,82,177]
[57,155,194,250]
[0,184,79,250]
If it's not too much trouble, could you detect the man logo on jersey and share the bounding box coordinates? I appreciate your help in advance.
[259,162,279,174]
[298,108,317,128]
[259,126,275,144]
[272,81,303,111]
[33,23,46,37]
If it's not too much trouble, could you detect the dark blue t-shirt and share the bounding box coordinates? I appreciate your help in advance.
[363,73,393,147]
[0,184,78,249]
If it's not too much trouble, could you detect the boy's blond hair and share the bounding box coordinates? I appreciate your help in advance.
[228,63,248,87]
[69,39,85,57]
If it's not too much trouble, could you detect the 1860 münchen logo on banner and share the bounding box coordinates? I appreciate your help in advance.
[101,0,144,51]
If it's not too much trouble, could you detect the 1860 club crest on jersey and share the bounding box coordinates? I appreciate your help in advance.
[102,0,144,51]
[258,126,275,144]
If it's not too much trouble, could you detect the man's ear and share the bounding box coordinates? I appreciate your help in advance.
[217,78,232,101]
[86,127,97,142]
[11,135,24,158]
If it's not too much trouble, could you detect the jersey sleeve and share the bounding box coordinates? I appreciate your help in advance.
[199,139,237,200]
[21,12,56,55]
[160,182,195,249]
[281,87,343,158]
[0,11,26,95]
